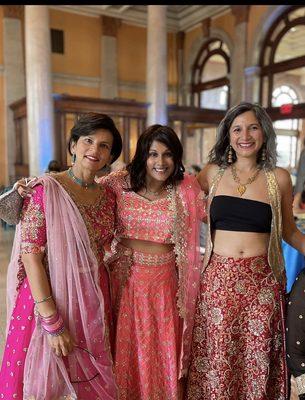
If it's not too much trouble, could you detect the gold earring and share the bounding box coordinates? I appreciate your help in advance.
[227,145,233,164]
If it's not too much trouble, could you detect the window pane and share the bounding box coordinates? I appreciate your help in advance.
[274,26,305,63]
[201,54,227,83]
[200,85,228,110]
[276,135,297,168]
[288,7,305,21]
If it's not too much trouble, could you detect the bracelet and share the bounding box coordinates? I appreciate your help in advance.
[34,294,53,304]
[39,310,65,336]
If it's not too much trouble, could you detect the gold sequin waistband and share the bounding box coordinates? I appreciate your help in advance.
[116,243,176,266]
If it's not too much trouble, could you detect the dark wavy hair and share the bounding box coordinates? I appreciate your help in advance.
[209,102,277,169]
[126,124,185,192]
[68,112,122,164]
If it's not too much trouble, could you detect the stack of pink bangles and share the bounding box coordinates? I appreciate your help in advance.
[39,310,65,336]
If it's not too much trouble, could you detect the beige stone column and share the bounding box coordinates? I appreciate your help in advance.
[176,31,185,105]
[146,5,168,125]
[100,16,121,99]
[25,5,55,176]
[230,6,250,106]
[3,5,25,183]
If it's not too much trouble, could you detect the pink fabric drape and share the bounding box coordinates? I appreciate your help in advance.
[174,174,204,378]
[6,174,117,400]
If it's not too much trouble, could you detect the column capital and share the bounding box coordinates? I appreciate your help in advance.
[231,5,250,25]
[2,5,24,19]
[201,17,211,38]
[101,15,121,37]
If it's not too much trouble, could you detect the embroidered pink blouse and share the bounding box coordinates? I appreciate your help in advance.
[100,170,175,244]
[19,178,116,280]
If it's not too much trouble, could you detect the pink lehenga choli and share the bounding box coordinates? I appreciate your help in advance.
[100,170,203,400]
[0,174,117,400]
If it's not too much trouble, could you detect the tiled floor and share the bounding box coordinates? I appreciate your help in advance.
[0,225,299,398]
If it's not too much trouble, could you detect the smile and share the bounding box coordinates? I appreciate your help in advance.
[238,142,255,148]
[85,155,100,162]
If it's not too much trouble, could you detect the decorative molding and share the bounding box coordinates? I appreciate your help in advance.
[51,72,177,97]
[101,15,121,37]
[53,73,100,88]
[2,5,24,19]
[231,5,250,25]
[49,5,231,33]
[201,18,211,37]
[177,31,185,51]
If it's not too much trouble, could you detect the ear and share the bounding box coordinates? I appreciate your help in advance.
[70,140,76,155]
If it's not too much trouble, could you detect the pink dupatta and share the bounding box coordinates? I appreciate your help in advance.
[173,174,204,378]
[6,174,117,400]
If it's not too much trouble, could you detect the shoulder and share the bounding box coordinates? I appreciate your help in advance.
[98,170,129,194]
[98,170,128,185]
[272,167,293,192]
[22,183,45,214]
[197,163,222,191]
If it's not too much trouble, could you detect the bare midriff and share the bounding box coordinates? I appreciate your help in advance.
[120,238,174,254]
[212,230,270,258]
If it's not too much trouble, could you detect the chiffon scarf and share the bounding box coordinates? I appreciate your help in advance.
[6,174,117,400]
[174,174,204,378]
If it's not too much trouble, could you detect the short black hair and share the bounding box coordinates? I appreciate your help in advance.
[68,112,122,164]
[126,124,185,192]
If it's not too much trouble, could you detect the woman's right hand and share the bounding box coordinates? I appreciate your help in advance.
[47,328,76,357]
[14,177,37,198]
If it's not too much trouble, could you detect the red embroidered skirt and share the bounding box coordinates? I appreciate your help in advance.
[186,253,287,400]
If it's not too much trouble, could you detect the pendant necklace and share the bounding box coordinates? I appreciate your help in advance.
[231,164,261,196]
[67,168,96,189]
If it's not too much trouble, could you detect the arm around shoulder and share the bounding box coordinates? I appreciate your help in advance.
[196,163,219,194]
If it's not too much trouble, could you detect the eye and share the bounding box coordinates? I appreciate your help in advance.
[84,137,93,144]
[149,151,158,157]
[232,127,240,134]
[100,143,110,149]
[164,152,173,158]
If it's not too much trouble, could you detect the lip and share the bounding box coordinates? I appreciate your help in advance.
[153,167,168,173]
[85,154,100,162]
[237,142,255,148]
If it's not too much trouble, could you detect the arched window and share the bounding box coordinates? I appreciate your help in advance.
[191,38,230,110]
[259,6,305,108]
[272,85,299,168]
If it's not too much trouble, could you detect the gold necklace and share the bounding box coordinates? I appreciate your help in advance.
[231,164,261,196]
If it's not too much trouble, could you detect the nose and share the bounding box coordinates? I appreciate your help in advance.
[240,127,251,140]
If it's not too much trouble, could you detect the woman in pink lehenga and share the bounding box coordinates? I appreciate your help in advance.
[99,124,203,400]
[0,113,122,399]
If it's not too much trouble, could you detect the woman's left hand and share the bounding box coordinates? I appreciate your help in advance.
[47,328,75,357]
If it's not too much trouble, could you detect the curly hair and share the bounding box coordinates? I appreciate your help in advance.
[209,102,277,169]
[126,124,185,193]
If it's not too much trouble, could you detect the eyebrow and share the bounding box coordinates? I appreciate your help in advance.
[231,122,259,128]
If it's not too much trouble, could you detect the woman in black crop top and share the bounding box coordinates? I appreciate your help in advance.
[186,102,305,400]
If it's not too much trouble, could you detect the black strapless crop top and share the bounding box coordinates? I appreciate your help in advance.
[210,195,272,233]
